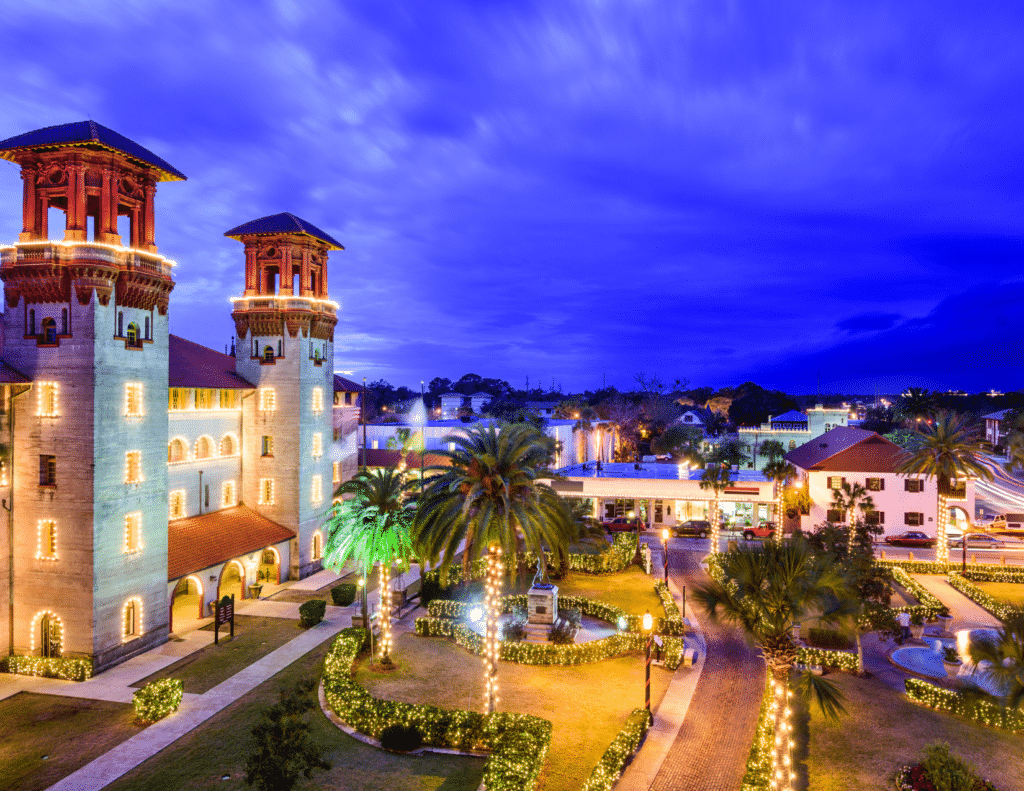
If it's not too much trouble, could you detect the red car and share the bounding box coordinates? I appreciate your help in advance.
[602,517,645,533]
[884,531,936,548]
[742,522,776,541]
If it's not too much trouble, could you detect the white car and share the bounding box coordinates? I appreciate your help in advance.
[948,534,1005,549]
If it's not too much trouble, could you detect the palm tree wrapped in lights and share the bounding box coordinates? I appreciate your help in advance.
[762,460,797,544]
[415,422,576,714]
[829,481,875,552]
[699,461,734,553]
[896,412,992,564]
[322,468,413,664]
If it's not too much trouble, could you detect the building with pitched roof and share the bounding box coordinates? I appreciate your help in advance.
[736,404,850,471]
[0,122,347,673]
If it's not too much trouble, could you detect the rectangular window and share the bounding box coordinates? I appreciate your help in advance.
[866,477,884,491]
[125,451,143,484]
[312,387,324,414]
[865,511,885,525]
[37,520,57,560]
[905,512,925,526]
[124,512,142,553]
[826,476,845,490]
[904,479,924,493]
[195,388,214,410]
[222,480,236,507]
[259,478,274,505]
[37,382,58,417]
[39,455,56,486]
[345,392,352,405]
[125,383,144,416]
[312,475,323,505]
[826,509,844,523]
[169,490,186,520]
[312,433,323,458]
[259,388,276,411]
[168,388,188,411]
[124,600,138,638]
[219,389,237,409]
[333,461,340,484]
[262,436,273,457]
[204,484,210,508]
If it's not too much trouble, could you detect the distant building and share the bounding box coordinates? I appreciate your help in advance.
[983,409,1013,446]
[735,404,849,470]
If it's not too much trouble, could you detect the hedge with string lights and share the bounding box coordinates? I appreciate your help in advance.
[323,628,551,791]
[946,571,1019,620]
[794,646,858,672]
[876,558,1012,575]
[739,677,774,791]
[581,707,652,791]
[888,566,946,620]
[3,656,92,681]
[905,678,1024,733]
[133,678,183,723]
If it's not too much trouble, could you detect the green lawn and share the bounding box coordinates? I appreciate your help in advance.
[805,672,1022,790]
[358,630,672,791]
[131,616,306,693]
[0,692,138,791]
[105,638,484,791]
[974,580,1024,606]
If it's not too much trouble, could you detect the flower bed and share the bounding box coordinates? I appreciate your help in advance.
[739,676,774,791]
[3,655,92,682]
[904,678,1024,734]
[580,708,651,791]
[133,678,184,723]
[323,628,551,791]
[795,646,858,672]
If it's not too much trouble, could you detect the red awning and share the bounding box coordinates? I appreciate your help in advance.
[168,505,295,580]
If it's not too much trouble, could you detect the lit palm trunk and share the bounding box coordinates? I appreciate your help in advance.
[768,671,796,791]
[776,489,784,544]
[936,493,948,564]
[378,562,393,663]
[483,545,503,714]
[710,494,720,553]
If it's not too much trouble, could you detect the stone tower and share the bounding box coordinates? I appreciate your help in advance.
[0,121,184,670]
[226,214,340,580]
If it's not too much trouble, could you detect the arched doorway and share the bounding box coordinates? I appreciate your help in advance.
[219,560,245,603]
[34,612,63,657]
[170,575,205,633]
[949,505,971,533]
[259,548,281,585]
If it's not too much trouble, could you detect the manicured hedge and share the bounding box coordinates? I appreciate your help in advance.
[889,566,946,619]
[3,655,92,682]
[739,676,774,791]
[795,646,858,672]
[322,628,552,791]
[299,599,327,626]
[133,678,184,723]
[877,559,1015,576]
[947,572,1015,620]
[581,708,651,791]
[331,583,357,607]
[905,678,1024,734]
[958,567,1024,584]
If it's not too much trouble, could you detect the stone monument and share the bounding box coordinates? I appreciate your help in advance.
[527,558,558,624]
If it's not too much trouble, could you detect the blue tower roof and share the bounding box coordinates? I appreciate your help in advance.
[770,410,808,424]
[224,212,343,250]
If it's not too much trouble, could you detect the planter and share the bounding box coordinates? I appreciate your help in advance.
[248,584,263,600]
[910,623,925,640]
[937,614,954,635]
[942,660,962,678]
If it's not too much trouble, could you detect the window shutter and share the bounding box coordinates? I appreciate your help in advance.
[842,477,846,487]
[879,478,885,491]
[879,511,885,524]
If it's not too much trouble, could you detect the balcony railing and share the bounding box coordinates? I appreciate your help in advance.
[0,241,174,279]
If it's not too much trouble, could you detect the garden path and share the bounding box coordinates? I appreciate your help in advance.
[909,574,1001,630]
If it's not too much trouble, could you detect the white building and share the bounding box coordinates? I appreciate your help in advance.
[983,409,1013,447]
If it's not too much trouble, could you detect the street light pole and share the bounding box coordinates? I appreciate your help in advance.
[661,527,669,585]
[642,610,653,723]
[361,377,367,472]
[420,380,426,484]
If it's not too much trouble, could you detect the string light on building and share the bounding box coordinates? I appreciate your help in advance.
[29,610,62,653]
[124,512,143,553]
[6,238,179,267]
[36,519,58,560]
[124,382,144,417]
[125,450,144,484]
[37,382,59,417]
[378,562,393,663]
[483,545,504,714]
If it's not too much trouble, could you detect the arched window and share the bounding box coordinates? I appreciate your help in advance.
[61,308,68,335]
[34,611,63,658]
[118,311,123,337]
[195,436,214,460]
[220,434,236,456]
[29,309,35,335]
[41,318,57,344]
[789,440,797,450]
[263,346,274,363]
[123,598,142,639]
[311,531,322,560]
[126,322,139,347]
[168,438,188,463]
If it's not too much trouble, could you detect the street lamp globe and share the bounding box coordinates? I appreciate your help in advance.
[661,527,669,543]
[642,610,653,632]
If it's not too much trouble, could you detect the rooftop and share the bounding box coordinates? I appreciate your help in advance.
[556,462,769,482]
[0,360,30,384]
[168,506,295,580]
[784,426,907,473]
[0,120,186,181]
[224,212,344,250]
[169,335,254,389]
[333,374,362,392]
[770,409,808,423]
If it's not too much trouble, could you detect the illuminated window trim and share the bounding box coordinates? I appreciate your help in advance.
[259,388,276,412]
[219,433,239,457]
[125,451,144,484]
[29,610,63,654]
[124,382,144,417]
[312,387,324,414]
[332,461,340,484]
[259,478,275,505]
[122,597,143,641]
[311,475,323,505]
[311,530,323,560]
[222,480,236,507]
[167,436,190,464]
[36,520,58,560]
[194,435,215,460]
[37,382,59,417]
[169,489,187,520]
[124,512,143,554]
[312,432,323,458]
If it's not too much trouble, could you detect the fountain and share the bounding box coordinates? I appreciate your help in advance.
[890,628,1004,696]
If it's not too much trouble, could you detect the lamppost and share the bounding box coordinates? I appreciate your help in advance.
[629,509,642,566]
[642,610,653,723]
[661,527,669,585]
[420,380,426,484]
[361,377,367,472]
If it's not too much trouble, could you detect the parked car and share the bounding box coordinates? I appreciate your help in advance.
[991,514,1024,531]
[949,534,1005,549]
[742,522,776,541]
[673,520,711,538]
[602,517,645,533]
[884,531,936,549]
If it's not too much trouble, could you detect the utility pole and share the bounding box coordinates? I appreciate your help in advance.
[361,377,367,472]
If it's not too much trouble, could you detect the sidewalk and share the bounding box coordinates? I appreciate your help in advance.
[910,574,1002,630]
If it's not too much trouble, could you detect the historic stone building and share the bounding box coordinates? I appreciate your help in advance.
[0,121,351,673]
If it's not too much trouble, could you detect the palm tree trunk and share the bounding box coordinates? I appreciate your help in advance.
[768,665,795,791]
[379,562,392,663]
[847,508,856,553]
[855,630,864,676]
[483,544,503,714]
[775,489,783,544]
[711,492,720,553]
[936,492,948,564]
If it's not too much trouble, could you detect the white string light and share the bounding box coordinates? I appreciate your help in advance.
[483,545,503,713]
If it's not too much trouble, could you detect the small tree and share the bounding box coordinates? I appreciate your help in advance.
[969,605,1024,709]
[245,679,330,791]
[829,481,875,551]
[759,439,786,464]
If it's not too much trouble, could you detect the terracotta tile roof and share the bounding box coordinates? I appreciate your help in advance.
[0,359,30,384]
[358,448,452,469]
[168,505,295,580]
[224,212,344,250]
[169,335,254,389]
[785,426,906,473]
[333,374,362,392]
[0,121,186,181]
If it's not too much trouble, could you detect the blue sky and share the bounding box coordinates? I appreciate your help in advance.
[1,1,1021,395]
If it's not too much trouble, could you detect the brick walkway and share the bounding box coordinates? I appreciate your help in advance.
[650,550,765,791]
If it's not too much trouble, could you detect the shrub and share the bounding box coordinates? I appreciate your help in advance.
[299,599,327,626]
[739,677,774,791]
[581,708,651,791]
[133,678,183,723]
[4,655,92,682]
[330,583,357,607]
[905,678,1024,734]
[380,723,424,752]
[795,647,858,672]
[807,628,853,650]
[921,742,989,791]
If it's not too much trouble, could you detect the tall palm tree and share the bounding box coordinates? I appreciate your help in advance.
[322,468,413,664]
[896,387,939,427]
[896,411,993,564]
[385,427,421,475]
[968,605,1024,710]
[692,540,852,788]
[699,462,734,552]
[415,422,576,713]
[829,482,875,551]
[759,439,787,465]
[762,460,797,543]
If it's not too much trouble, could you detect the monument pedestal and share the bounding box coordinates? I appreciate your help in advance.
[528,584,558,624]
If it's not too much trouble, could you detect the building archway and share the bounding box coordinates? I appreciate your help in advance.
[949,505,971,533]
[195,435,215,460]
[259,547,281,585]
[31,610,63,657]
[169,575,204,633]
[219,560,245,603]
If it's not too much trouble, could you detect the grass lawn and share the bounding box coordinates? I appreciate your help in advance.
[0,692,138,791]
[805,671,1022,790]
[974,580,1024,606]
[105,638,483,791]
[132,616,306,693]
[358,630,672,791]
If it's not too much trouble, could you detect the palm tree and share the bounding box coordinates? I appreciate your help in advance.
[1002,411,1024,474]
[896,411,993,564]
[385,427,421,474]
[415,422,577,713]
[322,468,413,664]
[699,462,734,552]
[829,482,875,551]
[762,460,797,543]
[692,540,852,786]
[759,439,787,465]
[895,387,939,426]
[968,605,1024,710]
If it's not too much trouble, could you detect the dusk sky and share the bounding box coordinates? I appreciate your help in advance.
[1,2,1022,395]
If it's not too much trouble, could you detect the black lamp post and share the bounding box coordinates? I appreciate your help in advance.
[661,527,669,585]
[361,377,367,472]
[420,380,426,483]
[642,610,653,723]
